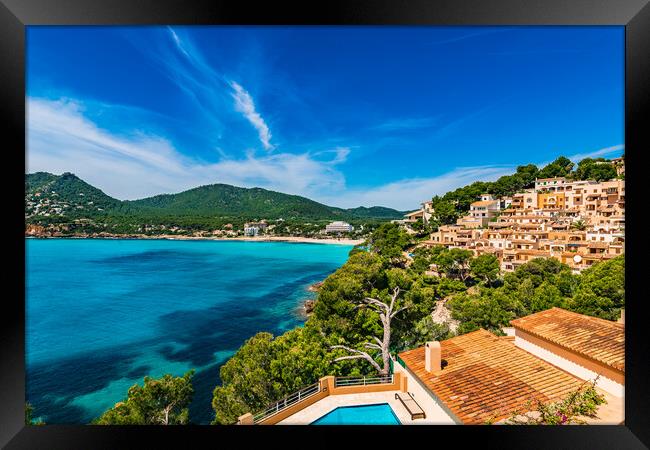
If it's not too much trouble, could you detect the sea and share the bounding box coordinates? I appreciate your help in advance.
[25,238,351,424]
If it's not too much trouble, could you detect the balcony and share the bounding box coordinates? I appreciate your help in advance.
[239,373,404,425]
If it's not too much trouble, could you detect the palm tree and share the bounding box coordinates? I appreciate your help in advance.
[571,220,586,231]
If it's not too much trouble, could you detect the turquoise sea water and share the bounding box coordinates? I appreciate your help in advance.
[26,238,351,424]
[311,404,401,425]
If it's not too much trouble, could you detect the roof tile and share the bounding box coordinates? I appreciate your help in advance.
[398,329,583,424]
[510,307,624,372]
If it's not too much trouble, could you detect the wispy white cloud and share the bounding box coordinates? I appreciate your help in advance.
[125,27,278,153]
[331,147,351,165]
[27,97,339,201]
[318,165,515,210]
[318,144,625,210]
[27,96,508,210]
[230,81,274,151]
[312,146,351,165]
[162,28,275,152]
[27,97,624,211]
[167,27,190,58]
[566,144,624,163]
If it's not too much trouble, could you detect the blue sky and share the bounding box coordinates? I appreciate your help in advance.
[26,26,624,210]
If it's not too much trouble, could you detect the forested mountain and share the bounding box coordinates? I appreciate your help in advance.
[25,172,121,219]
[25,172,404,222]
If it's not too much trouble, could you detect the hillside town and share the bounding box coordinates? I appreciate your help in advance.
[402,164,624,274]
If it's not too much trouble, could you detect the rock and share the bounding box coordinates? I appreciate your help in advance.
[304,299,316,314]
[308,281,324,292]
[431,298,460,333]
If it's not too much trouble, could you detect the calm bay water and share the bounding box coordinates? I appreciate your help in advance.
[26,238,351,424]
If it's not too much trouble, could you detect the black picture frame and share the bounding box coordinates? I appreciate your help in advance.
[1,1,648,448]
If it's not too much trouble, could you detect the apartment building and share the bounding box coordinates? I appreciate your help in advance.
[535,177,567,192]
[423,175,624,273]
[403,200,435,224]
[456,194,501,228]
[325,221,354,233]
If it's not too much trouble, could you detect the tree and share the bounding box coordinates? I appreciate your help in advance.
[411,218,424,231]
[430,199,459,225]
[348,243,367,257]
[447,256,622,337]
[25,402,34,425]
[571,220,586,231]
[25,402,45,425]
[94,370,195,425]
[211,327,349,424]
[448,289,519,335]
[312,251,388,342]
[537,156,575,179]
[398,315,452,350]
[515,164,540,187]
[331,287,408,375]
[470,254,500,285]
[567,255,624,320]
[573,158,617,182]
[436,248,473,281]
[366,222,412,264]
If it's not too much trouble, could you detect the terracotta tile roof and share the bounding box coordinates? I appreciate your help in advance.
[510,307,624,372]
[586,243,609,250]
[404,209,424,217]
[398,329,583,424]
[471,200,499,207]
[489,229,514,235]
[512,215,549,220]
[488,222,511,228]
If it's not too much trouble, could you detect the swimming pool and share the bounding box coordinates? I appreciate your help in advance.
[311,403,401,425]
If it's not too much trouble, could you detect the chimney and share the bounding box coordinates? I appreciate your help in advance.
[618,309,625,324]
[425,341,441,373]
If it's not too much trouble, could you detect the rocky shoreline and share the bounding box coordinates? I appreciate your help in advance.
[301,281,325,316]
[307,281,324,292]
[303,299,316,315]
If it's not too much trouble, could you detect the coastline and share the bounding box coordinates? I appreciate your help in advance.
[26,234,364,246]
[208,236,364,246]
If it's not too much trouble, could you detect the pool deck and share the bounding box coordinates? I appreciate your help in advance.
[276,391,433,425]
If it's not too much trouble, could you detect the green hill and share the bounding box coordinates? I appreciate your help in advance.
[25,172,121,218]
[127,184,344,219]
[25,172,404,222]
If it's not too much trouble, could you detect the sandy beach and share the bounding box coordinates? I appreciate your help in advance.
[164,235,365,246]
[33,234,365,246]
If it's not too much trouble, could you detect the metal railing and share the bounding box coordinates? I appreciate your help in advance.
[253,382,321,423]
[334,374,394,387]
[251,373,396,424]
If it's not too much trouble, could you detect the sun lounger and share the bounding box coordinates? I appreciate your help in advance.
[395,392,426,420]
